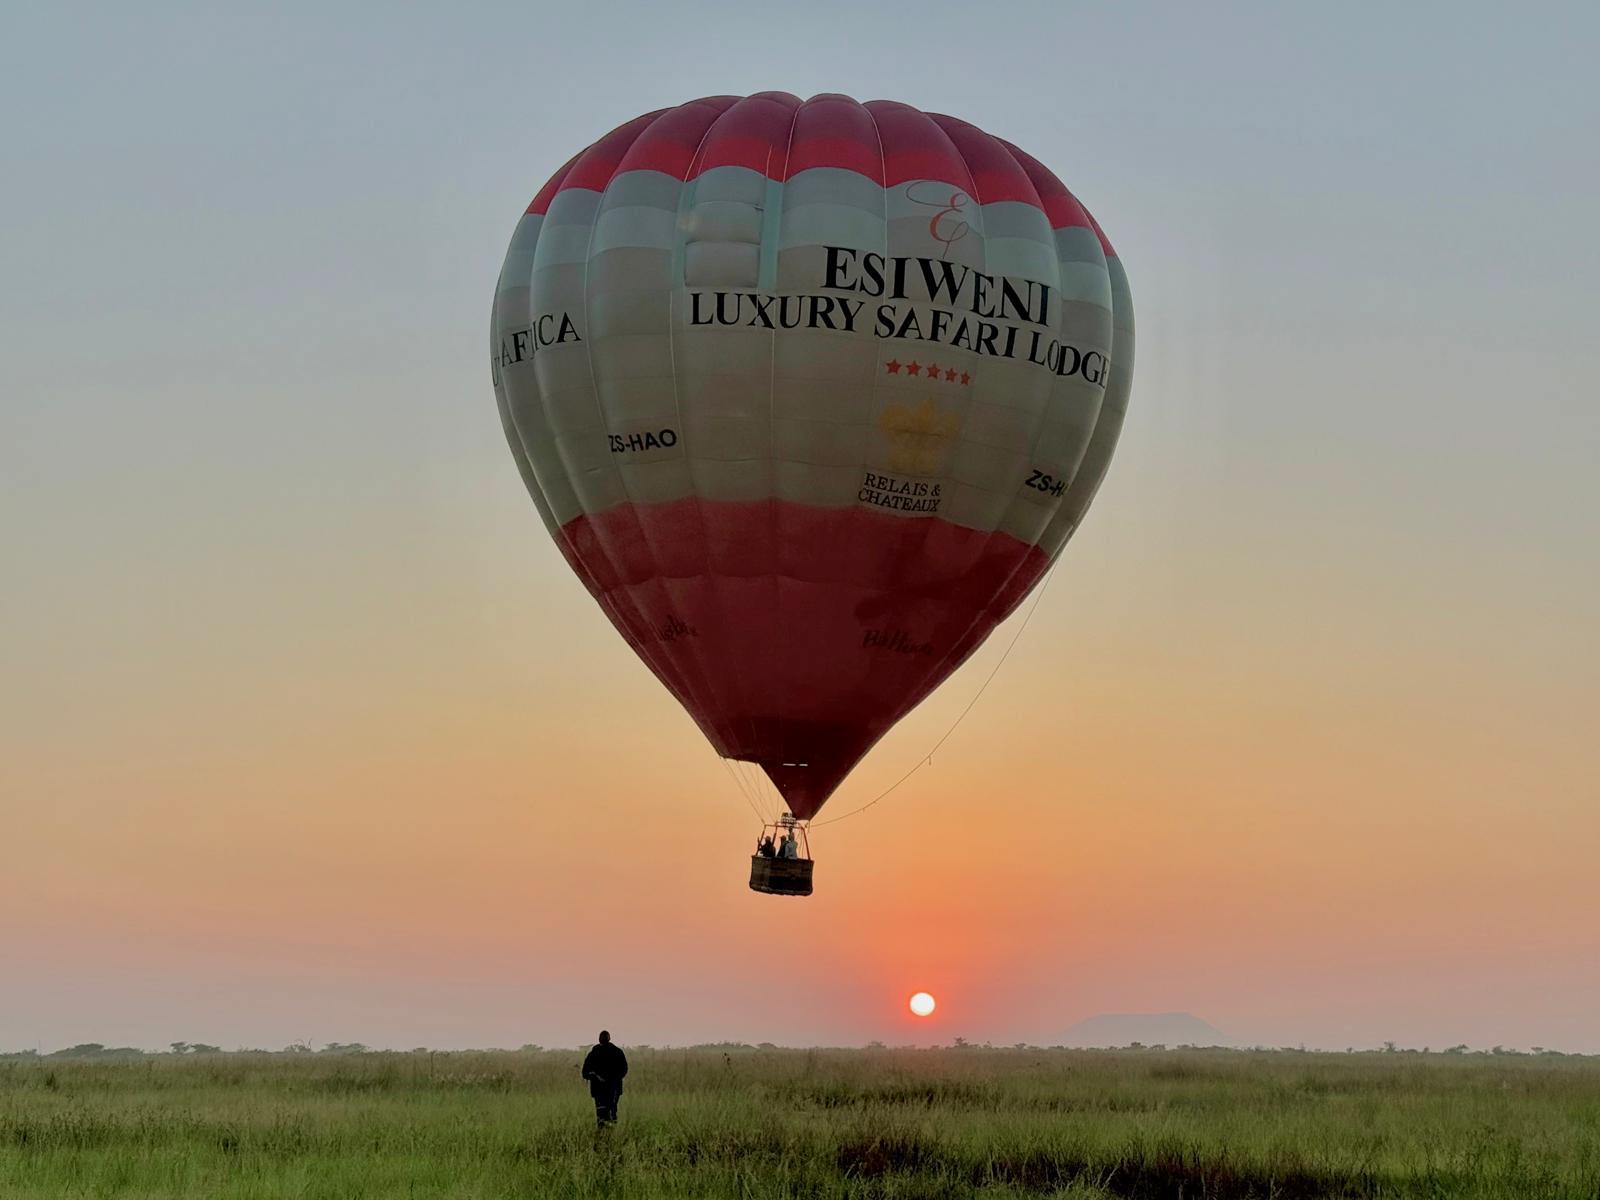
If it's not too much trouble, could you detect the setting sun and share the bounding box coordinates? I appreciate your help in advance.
[909,992,936,1017]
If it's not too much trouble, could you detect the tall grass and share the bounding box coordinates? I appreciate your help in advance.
[2,1047,1598,1197]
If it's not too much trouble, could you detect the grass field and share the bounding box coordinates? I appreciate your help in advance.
[2,1046,1598,1198]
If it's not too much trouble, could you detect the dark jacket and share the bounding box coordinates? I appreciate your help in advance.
[581,1042,628,1098]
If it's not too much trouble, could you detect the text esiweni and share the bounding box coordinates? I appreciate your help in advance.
[821,246,1051,327]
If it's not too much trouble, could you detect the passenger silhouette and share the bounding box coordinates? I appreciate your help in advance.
[580,1030,628,1126]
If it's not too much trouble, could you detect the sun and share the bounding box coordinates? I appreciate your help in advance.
[909,991,936,1017]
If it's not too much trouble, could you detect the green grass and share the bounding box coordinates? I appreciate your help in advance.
[2,1047,1599,1197]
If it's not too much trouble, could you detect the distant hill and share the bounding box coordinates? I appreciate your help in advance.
[1057,1012,1233,1048]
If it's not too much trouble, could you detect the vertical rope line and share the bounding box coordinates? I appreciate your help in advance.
[671,98,777,815]
[720,757,767,825]
[765,94,806,816]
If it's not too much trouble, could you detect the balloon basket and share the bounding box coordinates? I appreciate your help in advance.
[749,855,814,897]
[750,814,814,896]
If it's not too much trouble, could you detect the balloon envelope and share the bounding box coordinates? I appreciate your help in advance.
[492,93,1133,819]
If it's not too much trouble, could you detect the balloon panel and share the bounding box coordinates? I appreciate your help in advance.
[493,93,1134,818]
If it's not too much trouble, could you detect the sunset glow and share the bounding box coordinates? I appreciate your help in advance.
[910,992,937,1018]
[2,2,1597,1062]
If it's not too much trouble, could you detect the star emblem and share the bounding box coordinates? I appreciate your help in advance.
[927,362,941,377]
[959,371,971,385]
[905,361,922,376]
[885,359,902,374]
[944,368,957,382]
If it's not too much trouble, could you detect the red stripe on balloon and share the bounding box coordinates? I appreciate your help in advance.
[1083,206,1120,261]
[525,150,581,217]
[525,109,662,215]
[560,496,1047,820]
[926,113,1043,209]
[861,100,977,194]
[783,93,886,183]
[688,91,802,177]
[998,138,1111,252]
[528,95,1106,232]
[614,95,741,181]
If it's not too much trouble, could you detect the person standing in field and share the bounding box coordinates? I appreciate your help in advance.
[581,1030,628,1126]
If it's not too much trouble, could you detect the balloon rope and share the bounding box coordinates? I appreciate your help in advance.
[806,561,1061,829]
[747,758,778,819]
[720,758,770,826]
[738,759,771,821]
[739,756,782,824]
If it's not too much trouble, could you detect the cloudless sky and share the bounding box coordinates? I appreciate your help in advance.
[3,1,1597,1053]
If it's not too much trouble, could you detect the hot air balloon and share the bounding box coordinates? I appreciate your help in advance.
[491,93,1133,896]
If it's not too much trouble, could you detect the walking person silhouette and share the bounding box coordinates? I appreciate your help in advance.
[580,1030,628,1126]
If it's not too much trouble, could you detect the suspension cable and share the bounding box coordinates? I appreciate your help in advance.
[806,562,1061,829]
[719,757,768,826]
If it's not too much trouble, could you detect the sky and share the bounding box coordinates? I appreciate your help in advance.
[2,1,1597,1054]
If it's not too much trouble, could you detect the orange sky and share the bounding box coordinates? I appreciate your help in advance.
[4,3,1598,1054]
[5,469,1596,1051]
